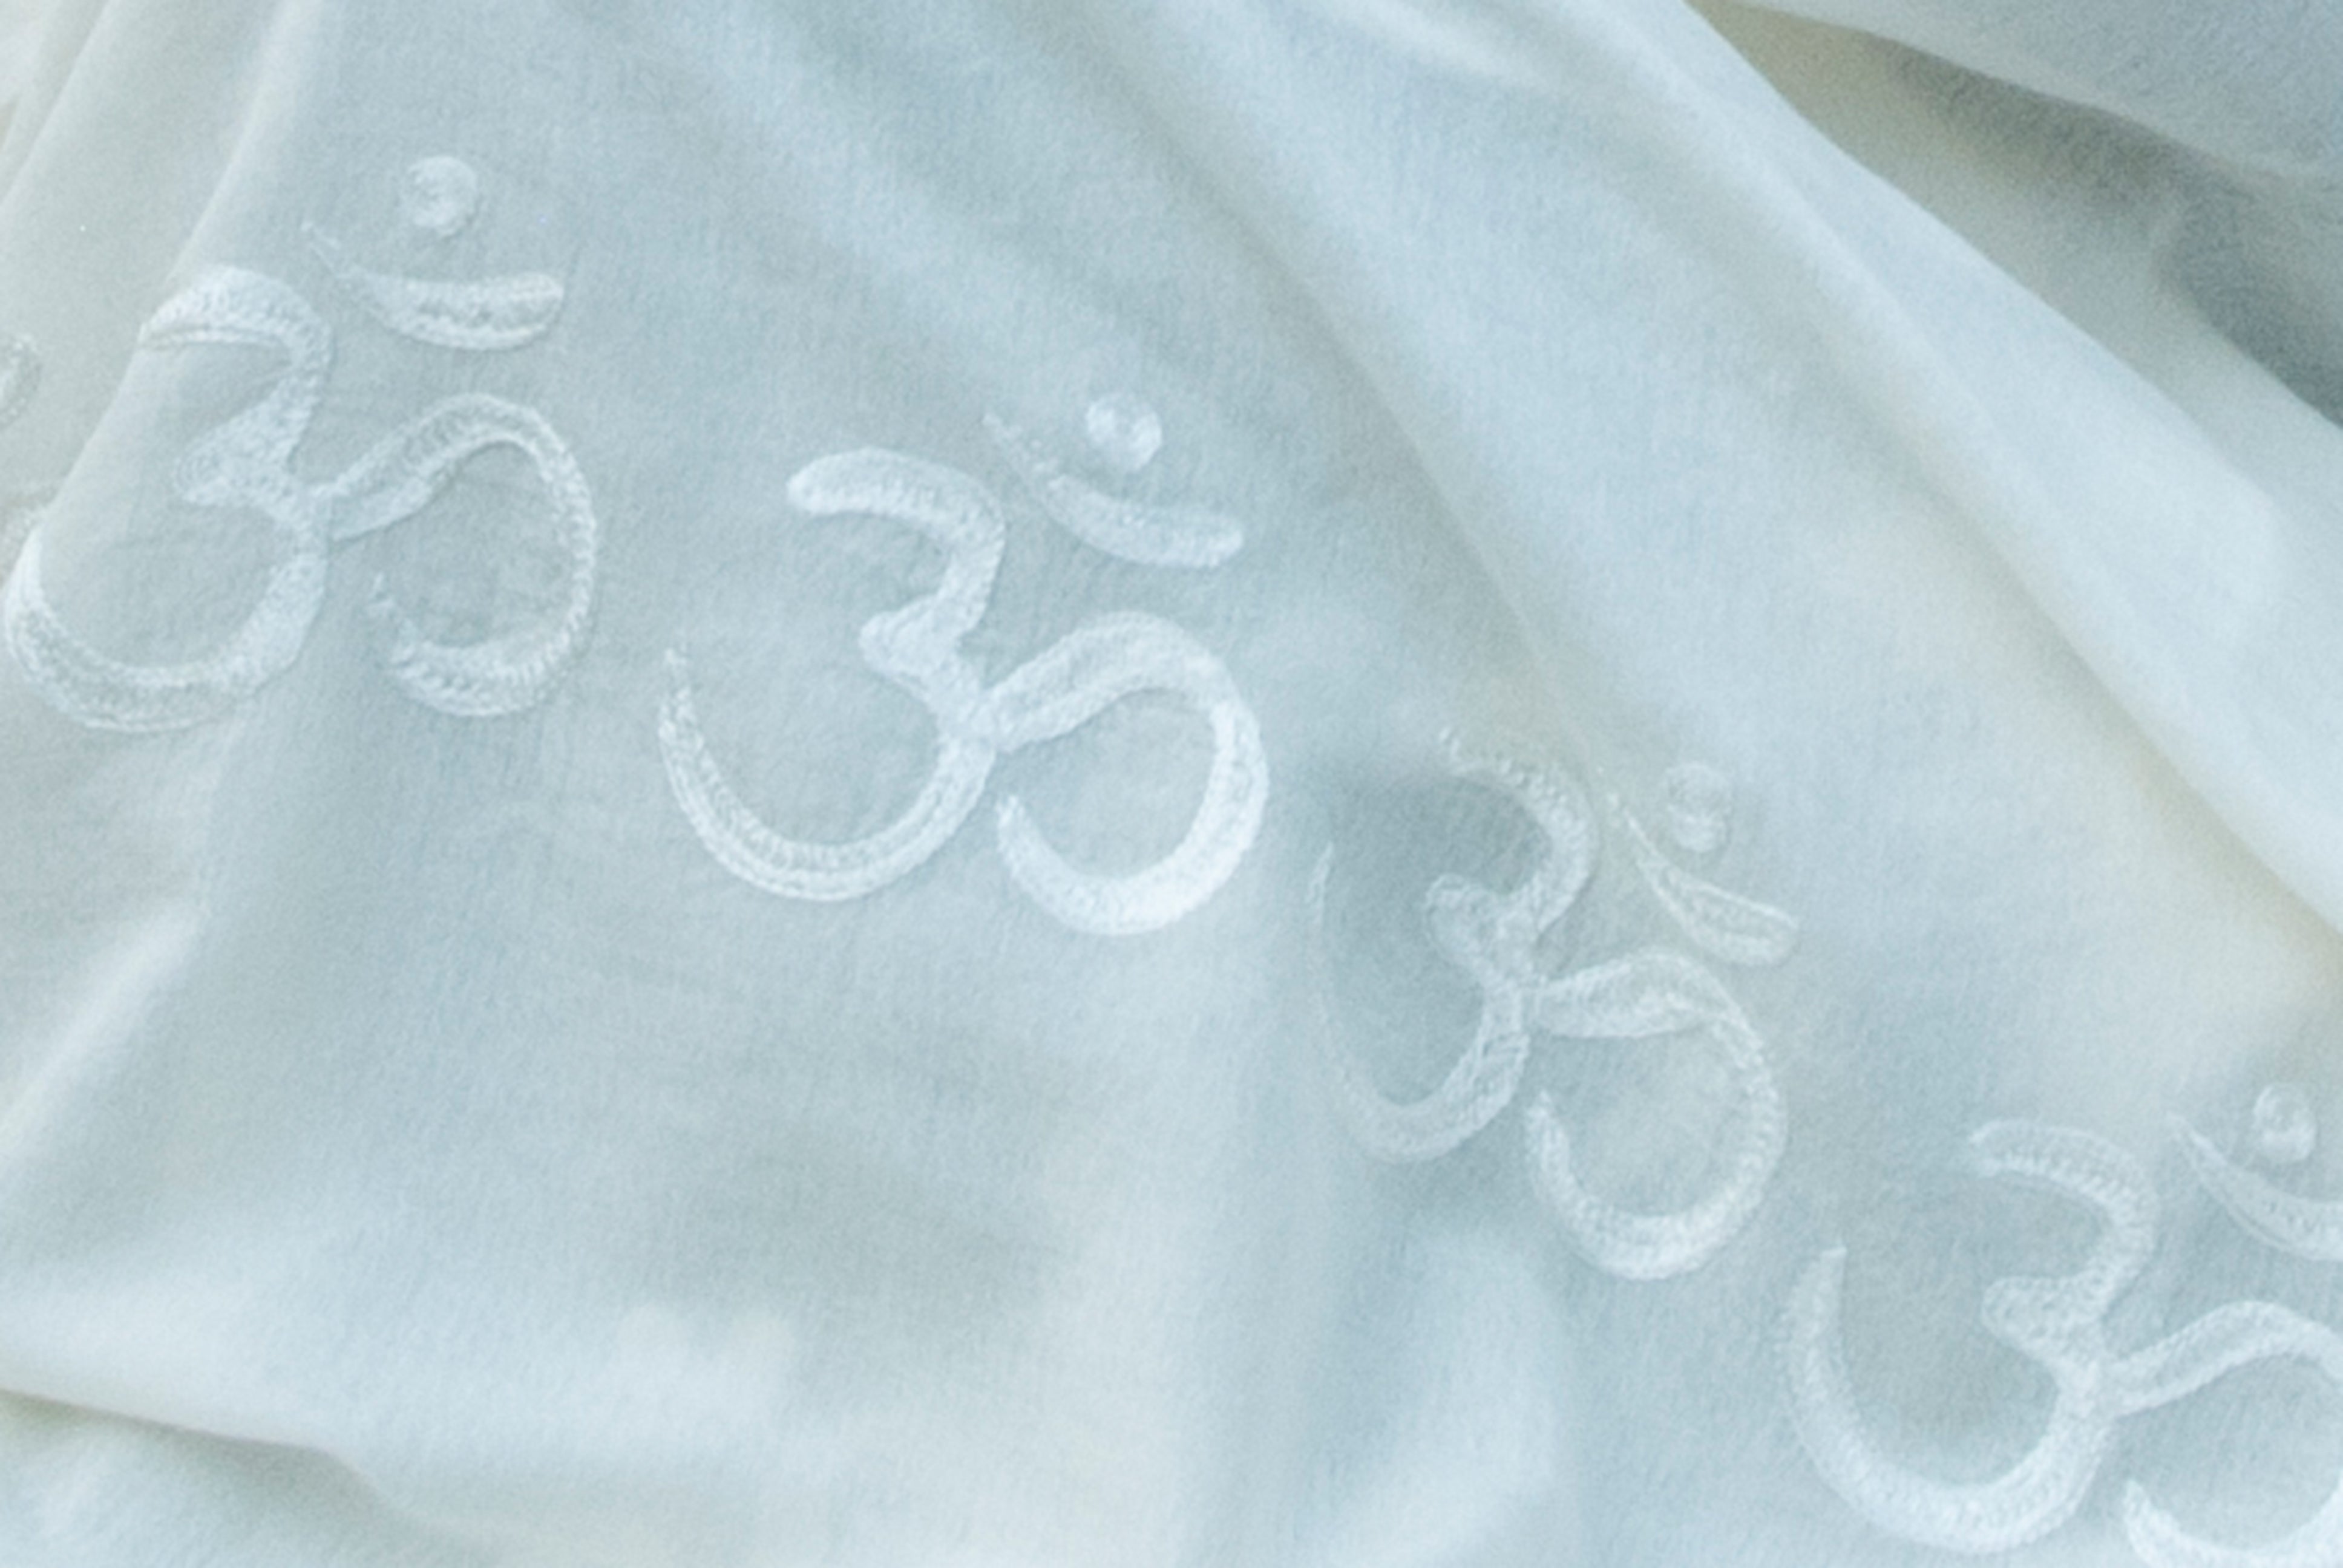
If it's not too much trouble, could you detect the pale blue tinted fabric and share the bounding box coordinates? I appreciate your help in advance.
[4,1,2343,1564]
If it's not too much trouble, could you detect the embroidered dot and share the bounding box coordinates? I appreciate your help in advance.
[1661,762,1734,855]
[401,156,482,238]
[1083,392,1163,474]
[2252,1082,2317,1167]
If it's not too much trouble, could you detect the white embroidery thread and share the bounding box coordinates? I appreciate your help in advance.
[4,158,595,730]
[1310,748,1589,1165]
[2175,1085,2343,1263]
[1786,1119,2343,1565]
[2250,1083,2320,1167]
[1617,805,1797,967]
[399,154,483,238]
[985,396,1244,569]
[304,225,564,353]
[660,431,1266,936]
[304,154,563,351]
[1659,759,1734,855]
[333,392,597,717]
[1316,744,1794,1279]
[0,332,37,430]
[5,270,338,731]
[1081,391,1163,474]
[1523,947,1786,1279]
[0,335,55,572]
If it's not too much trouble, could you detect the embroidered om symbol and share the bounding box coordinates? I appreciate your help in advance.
[1314,746,1797,1279]
[658,399,1268,936]
[2,156,595,731]
[1786,1119,2343,1566]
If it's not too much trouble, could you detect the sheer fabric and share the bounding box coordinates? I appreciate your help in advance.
[4,1,2343,1563]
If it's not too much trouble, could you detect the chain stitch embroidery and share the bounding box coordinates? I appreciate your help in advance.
[0,335,55,570]
[0,333,38,430]
[1617,805,1797,967]
[660,401,1267,936]
[2175,1083,2343,1263]
[1078,390,1163,474]
[397,154,482,238]
[1658,759,1732,855]
[983,392,1244,568]
[1314,740,1794,1279]
[306,154,564,352]
[1786,1119,2343,1565]
[2,158,597,730]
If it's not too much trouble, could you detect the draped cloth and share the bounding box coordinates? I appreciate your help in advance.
[5,1,2343,1562]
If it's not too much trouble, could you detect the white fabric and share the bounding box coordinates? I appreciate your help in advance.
[4,1,2343,1563]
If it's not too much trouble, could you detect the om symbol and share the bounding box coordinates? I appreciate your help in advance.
[1786,1119,2343,1566]
[658,398,1268,937]
[1313,746,1797,1280]
[2,155,595,731]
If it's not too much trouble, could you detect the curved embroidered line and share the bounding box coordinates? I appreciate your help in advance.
[1441,736,1598,933]
[1309,848,1535,1161]
[3,269,335,731]
[323,393,597,716]
[983,610,1267,935]
[658,647,997,901]
[148,269,333,511]
[0,336,41,573]
[787,449,1005,671]
[0,483,55,571]
[4,524,329,731]
[1784,1122,2154,1553]
[2115,1299,2343,1414]
[304,223,563,351]
[1618,805,1797,967]
[2172,1116,2343,1263]
[1314,745,1594,1160]
[0,333,38,428]
[1523,949,1783,1278]
[1967,1120,2157,1331]
[1783,1245,2117,1554]
[985,414,1244,569]
[658,449,1008,901]
[2116,1302,2343,1567]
